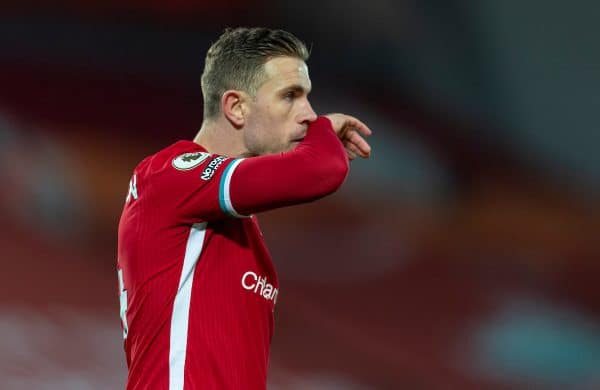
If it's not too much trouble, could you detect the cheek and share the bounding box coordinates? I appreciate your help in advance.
[244,114,277,153]
[246,102,293,152]
[259,107,287,140]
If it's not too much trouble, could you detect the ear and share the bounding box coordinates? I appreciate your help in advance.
[221,90,247,127]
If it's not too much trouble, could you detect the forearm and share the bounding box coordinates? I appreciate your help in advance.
[229,117,349,216]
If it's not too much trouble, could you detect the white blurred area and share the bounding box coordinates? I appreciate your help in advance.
[0,308,124,390]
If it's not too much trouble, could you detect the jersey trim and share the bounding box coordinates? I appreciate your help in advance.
[169,222,207,390]
[219,158,247,218]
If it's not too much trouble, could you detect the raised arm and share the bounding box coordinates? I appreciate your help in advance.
[164,115,371,222]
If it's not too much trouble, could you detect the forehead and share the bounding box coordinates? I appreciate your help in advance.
[260,57,311,91]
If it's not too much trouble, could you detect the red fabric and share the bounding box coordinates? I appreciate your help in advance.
[117,117,348,389]
[232,116,349,215]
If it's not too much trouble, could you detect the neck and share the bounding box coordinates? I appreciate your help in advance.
[193,117,247,158]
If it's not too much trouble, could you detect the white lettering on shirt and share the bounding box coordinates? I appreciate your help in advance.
[241,271,278,304]
[126,174,138,202]
[201,156,228,181]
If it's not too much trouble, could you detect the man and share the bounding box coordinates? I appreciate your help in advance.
[117,27,372,389]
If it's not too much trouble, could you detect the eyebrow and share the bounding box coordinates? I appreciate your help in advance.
[281,84,311,95]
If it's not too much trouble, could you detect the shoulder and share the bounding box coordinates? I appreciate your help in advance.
[142,141,240,189]
[142,140,210,175]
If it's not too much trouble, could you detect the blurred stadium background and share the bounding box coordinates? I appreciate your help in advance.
[1,1,599,389]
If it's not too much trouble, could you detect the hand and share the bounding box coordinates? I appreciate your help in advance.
[324,113,372,160]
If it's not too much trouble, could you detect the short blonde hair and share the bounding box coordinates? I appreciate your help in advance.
[201,27,310,119]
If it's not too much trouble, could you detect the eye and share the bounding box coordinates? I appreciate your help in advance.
[283,91,296,101]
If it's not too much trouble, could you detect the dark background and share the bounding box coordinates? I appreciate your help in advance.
[1,1,599,389]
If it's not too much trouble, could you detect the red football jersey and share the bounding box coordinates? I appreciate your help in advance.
[117,117,348,389]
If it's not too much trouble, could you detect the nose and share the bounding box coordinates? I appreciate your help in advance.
[299,100,317,124]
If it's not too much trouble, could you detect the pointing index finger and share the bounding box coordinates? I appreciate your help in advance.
[346,115,372,137]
